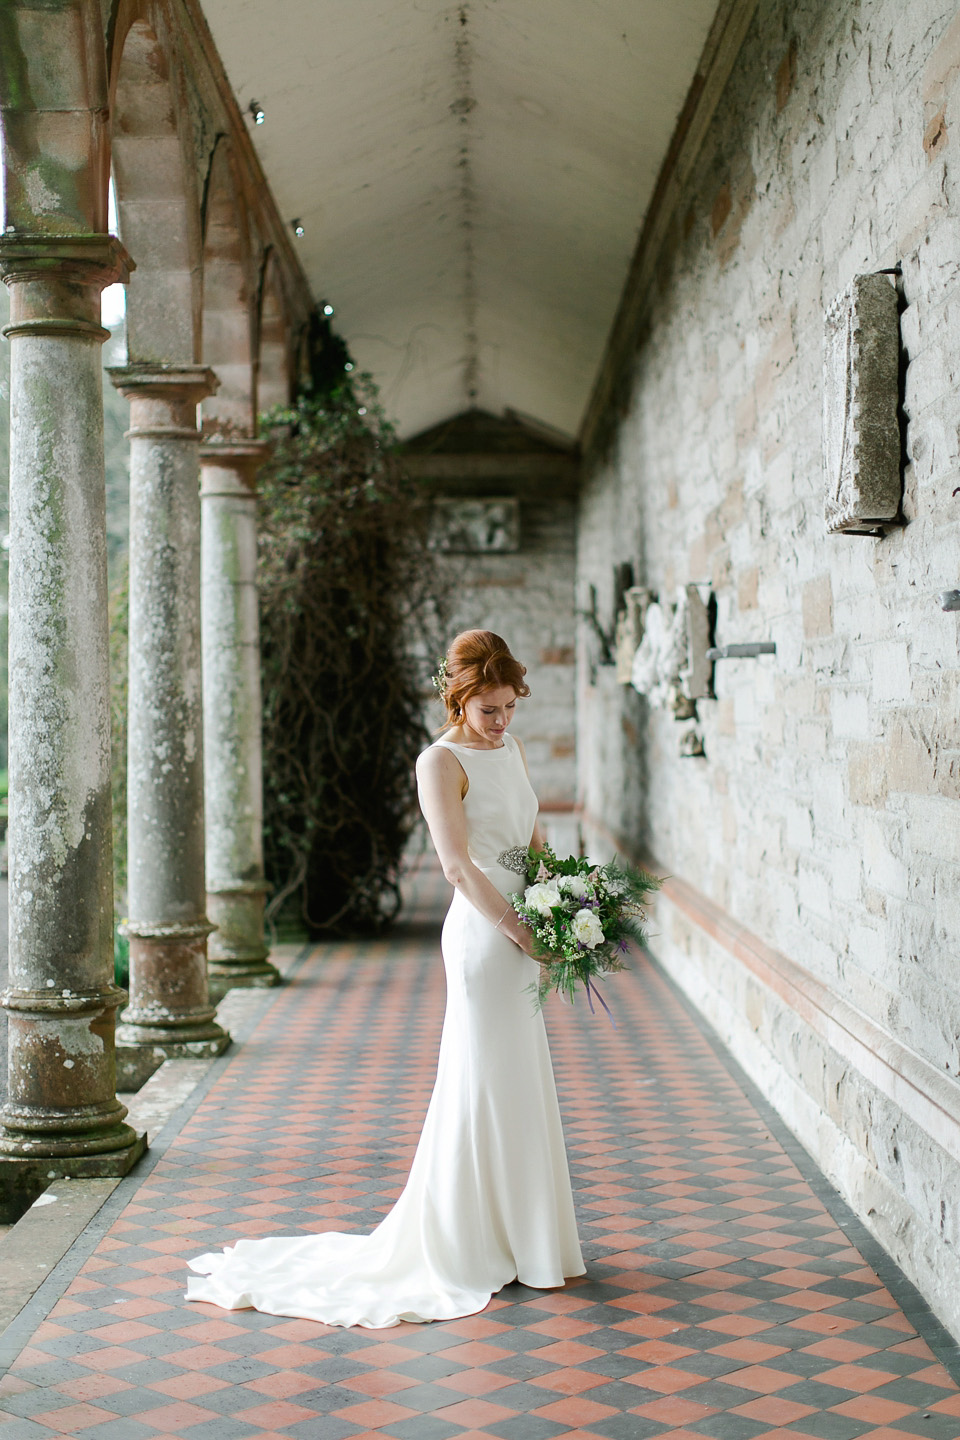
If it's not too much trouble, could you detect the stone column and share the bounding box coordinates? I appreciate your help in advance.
[0,236,145,1196]
[108,366,229,1059]
[200,442,279,997]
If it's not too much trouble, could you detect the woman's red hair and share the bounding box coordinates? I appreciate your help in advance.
[438,630,530,729]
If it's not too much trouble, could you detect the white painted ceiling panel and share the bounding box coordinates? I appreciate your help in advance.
[201,0,719,437]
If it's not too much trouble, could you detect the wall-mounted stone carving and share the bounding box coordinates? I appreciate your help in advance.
[615,586,654,681]
[682,583,714,698]
[627,585,714,710]
[430,496,520,551]
[823,273,901,535]
[629,590,689,709]
[678,727,705,758]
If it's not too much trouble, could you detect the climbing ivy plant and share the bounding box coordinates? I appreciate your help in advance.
[257,320,446,935]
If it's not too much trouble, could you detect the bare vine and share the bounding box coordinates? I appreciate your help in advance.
[258,366,446,936]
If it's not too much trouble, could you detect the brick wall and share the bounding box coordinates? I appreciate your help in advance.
[577,0,960,1335]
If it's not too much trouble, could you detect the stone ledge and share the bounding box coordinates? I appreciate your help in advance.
[0,1177,121,1336]
[654,867,960,1158]
[581,811,960,1160]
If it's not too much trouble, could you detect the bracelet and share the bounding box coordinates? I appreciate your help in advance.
[495,904,511,931]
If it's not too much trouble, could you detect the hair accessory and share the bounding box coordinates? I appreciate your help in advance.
[431,655,448,696]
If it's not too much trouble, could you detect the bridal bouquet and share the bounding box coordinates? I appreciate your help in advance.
[503,844,661,1017]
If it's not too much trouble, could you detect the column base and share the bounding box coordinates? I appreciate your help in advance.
[120,927,231,1056]
[0,1101,145,1161]
[206,885,280,998]
[115,1019,231,1060]
[207,961,281,1002]
[0,1137,147,1226]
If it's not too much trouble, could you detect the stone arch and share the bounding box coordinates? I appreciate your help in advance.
[256,248,293,414]
[108,5,201,362]
[0,0,109,235]
[200,137,256,438]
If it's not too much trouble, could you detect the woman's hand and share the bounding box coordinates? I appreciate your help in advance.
[513,923,551,965]
[514,925,537,959]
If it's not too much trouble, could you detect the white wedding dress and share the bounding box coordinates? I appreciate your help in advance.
[186,731,584,1327]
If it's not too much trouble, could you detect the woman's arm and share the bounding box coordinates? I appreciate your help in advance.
[416,748,536,956]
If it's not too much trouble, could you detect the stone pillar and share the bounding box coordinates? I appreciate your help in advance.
[0,236,145,1194]
[200,442,279,997]
[108,366,229,1058]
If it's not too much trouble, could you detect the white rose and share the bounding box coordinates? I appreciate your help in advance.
[524,880,562,917]
[570,908,604,949]
[558,875,589,900]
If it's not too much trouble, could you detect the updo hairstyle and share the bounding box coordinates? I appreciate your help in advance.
[439,630,531,730]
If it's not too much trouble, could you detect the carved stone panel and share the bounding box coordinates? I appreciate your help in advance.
[430,496,520,552]
[615,586,654,682]
[823,273,901,535]
[682,583,714,699]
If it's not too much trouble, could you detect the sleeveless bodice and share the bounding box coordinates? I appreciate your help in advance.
[427,732,538,871]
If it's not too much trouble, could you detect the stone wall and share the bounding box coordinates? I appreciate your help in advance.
[437,486,577,810]
[577,0,960,1335]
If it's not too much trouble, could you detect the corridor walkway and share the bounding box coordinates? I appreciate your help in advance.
[1,866,959,1440]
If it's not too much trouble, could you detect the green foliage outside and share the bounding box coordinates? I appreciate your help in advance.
[258,326,447,936]
[109,558,129,987]
[0,284,10,780]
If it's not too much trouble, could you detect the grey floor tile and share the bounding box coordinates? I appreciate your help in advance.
[690,1414,770,1440]
[284,1416,366,1439]
[377,1417,464,1440]
[98,1386,181,1416]
[390,1351,466,1381]
[0,1422,63,1440]
[587,1415,670,1440]
[280,1384,372,1414]
[783,1412,871,1439]
[479,1416,572,1440]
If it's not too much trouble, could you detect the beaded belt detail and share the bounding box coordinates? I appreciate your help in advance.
[496,847,529,876]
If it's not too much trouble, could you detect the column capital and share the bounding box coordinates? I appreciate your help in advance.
[107,364,219,405]
[0,234,134,343]
[0,233,134,286]
[200,439,269,497]
[108,365,220,442]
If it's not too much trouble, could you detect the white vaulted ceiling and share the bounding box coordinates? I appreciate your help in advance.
[201,0,719,439]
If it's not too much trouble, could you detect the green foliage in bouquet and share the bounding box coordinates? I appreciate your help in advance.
[257,316,447,936]
[510,845,661,1013]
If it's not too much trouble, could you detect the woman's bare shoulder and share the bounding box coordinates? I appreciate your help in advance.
[416,743,461,782]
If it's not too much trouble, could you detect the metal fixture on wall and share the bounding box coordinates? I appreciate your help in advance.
[939,590,960,612]
[706,642,777,660]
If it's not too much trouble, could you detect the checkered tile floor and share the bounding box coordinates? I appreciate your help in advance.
[2,863,959,1440]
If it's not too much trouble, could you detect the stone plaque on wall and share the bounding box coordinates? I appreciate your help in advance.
[430,497,520,552]
[822,272,901,535]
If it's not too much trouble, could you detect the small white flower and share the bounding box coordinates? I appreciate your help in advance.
[558,875,589,900]
[524,880,563,916]
[570,908,604,949]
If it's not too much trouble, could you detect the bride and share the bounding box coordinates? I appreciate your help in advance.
[186,629,584,1327]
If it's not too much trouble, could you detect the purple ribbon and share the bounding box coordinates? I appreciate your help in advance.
[584,975,617,1029]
